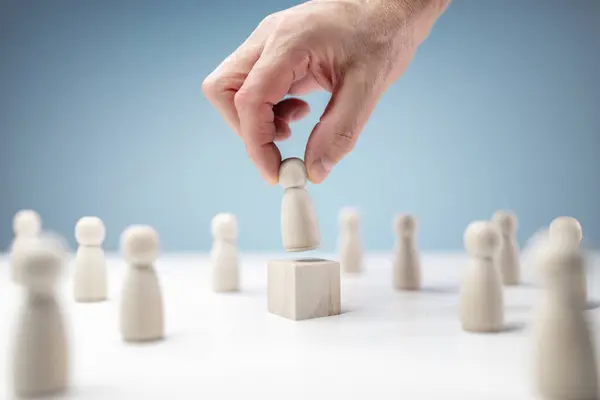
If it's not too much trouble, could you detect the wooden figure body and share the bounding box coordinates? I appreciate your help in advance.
[73,217,108,302]
[279,158,320,252]
[10,210,42,283]
[460,221,504,333]
[492,210,520,286]
[393,214,421,290]
[338,208,363,274]
[211,213,240,292]
[119,225,164,342]
[11,237,69,398]
[533,245,598,400]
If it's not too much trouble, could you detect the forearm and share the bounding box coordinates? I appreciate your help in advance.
[388,0,451,15]
[362,0,449,51]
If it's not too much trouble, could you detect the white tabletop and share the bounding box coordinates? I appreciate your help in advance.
[1,252,599,400]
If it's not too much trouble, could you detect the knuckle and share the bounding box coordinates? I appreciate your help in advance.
[201,79,214,99]
[202,73,222,99]
[233,89,257,111]
[203,72,241,104]
[258,13,279,29]
[330,131,357,156]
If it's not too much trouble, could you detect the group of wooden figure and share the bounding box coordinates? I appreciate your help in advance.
[8,212,167,398]
[4,157,598,400]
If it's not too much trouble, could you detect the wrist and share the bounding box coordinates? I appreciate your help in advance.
[371,0,449,46]
[387,0,450,16]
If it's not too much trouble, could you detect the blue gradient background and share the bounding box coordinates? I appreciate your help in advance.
[0,1,598,252]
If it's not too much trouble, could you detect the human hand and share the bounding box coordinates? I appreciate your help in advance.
[203,0,450,184]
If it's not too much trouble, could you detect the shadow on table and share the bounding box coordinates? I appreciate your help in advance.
[218,287,266,299]
[502,322,527,333]
[51,385,121,399]
[418,285,460,295]
[586,299,600,311]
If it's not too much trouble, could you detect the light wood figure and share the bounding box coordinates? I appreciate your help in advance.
[533,244,598,400]
[11,236,69,398]
[549,216,587,308]
[119,225,164,342]
[279,158,320,252]
[10,209,42,283]
[338,208,363,274]
[492,210,521,286]
[211,213,240,292]
[73,216,108,302]
[460,221,504,333]
[393,214,421,290]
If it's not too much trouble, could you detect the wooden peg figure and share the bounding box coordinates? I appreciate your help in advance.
[460,221,504,333]
[119,225,164,342]
[533,244,598,400]
[10,209,42,282]
[11,236,69,398]
[338,208,363,274]
[492,210,521,286]
[279,158,320,252]
[548,216,587,308]
[211,213,240,292]
[393,214,421,290]
[73,216,108,302]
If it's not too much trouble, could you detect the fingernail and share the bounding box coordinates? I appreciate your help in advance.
[290,108,305,121]
[309,157,334,183]
[254,160,279,185]
[261,166,279,186]
[259,169,278,185]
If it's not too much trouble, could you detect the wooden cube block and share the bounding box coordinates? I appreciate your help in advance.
[267,258,341,321]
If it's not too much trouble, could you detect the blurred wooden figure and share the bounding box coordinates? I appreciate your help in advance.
[11,236,69,398]
[533,243,598,400]
[338,208,363,274]
[492,210,521,286]
[10,210,42,283]
[393,214,421,290]
[119,225,164,342]
[73,217,108,302]
[211,213,240,292]
[460,221,504,333]
[549,216,587,308]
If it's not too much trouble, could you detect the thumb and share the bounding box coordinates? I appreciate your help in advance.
[304,67,385,184]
